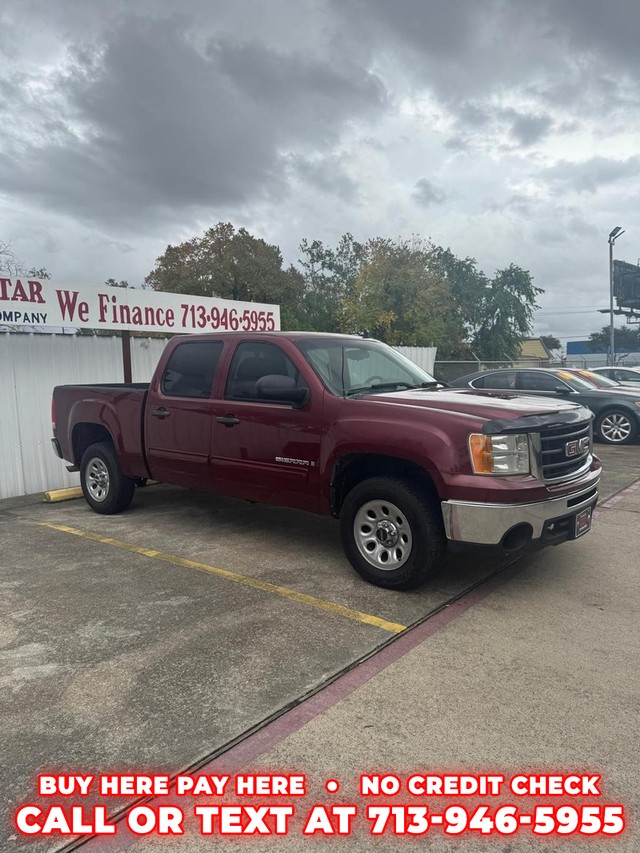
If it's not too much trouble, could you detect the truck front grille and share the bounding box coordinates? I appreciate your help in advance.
[537,421,593,483]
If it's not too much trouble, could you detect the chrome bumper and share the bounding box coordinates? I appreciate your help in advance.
[441,478,600,546]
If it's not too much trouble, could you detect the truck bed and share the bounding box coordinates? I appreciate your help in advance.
[53,384,150,479]
[56,382,149,390]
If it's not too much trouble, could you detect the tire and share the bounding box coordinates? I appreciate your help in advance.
[595,408,637,445]
[80,441,135,514]
[340,476,445,590]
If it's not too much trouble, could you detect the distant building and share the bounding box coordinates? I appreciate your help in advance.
[517,337,553,365]
[566,340,640,367]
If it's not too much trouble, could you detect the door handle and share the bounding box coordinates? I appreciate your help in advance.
[151,408,171,419]
[217,415,240,426]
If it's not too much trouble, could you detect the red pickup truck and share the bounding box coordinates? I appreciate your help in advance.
[51,332,601,589]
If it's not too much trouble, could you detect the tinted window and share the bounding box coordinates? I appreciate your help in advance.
[225,341,307,402]
[161,341,223,398]
[618,369,640,382]
[476,371,517,390]
[519,372,568,392]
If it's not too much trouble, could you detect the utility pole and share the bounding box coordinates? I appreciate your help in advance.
[608,227,625,366]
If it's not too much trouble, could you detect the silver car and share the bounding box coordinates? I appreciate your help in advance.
[592,366,640,385]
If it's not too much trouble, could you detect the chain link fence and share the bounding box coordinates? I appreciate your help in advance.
[434,359,550,382]
[562,356,640,369]
[434,357,640,382]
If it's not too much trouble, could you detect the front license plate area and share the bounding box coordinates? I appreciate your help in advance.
[574,507,592,538]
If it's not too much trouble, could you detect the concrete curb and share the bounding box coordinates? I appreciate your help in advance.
[43,486,83,503]
[42,481,160,503]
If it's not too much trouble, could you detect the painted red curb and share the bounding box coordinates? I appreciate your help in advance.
[597,477,640,510]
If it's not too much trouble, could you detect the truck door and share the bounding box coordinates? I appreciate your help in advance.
[211,339,322,512]
[144,339,224,489]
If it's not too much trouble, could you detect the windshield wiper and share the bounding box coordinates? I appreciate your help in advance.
[345,381,439,397]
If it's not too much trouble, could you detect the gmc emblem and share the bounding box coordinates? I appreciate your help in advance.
[565,436,590,458]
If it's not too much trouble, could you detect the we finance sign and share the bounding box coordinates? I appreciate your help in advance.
[0,278,280,334]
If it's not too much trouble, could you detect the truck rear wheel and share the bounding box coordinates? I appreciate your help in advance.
[80,442,135,514]
[340,476,445,590]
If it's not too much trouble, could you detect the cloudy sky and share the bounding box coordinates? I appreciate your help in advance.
[1,0,639,342]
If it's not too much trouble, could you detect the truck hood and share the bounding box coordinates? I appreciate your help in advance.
[363,387,588,427]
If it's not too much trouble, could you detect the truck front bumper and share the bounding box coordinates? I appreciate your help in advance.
[441,477,600,549]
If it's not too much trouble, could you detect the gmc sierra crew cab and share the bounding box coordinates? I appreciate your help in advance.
[51,332,601,589]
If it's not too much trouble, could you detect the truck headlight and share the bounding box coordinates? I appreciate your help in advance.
[469,433,530,475]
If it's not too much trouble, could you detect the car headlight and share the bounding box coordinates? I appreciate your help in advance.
[469,433,530,475]
[635,401,640,409]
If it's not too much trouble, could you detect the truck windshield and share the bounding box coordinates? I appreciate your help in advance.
[297,339,439,397]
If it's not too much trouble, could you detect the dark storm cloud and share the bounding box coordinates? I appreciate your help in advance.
[1,0,640,331]
[540,0,640,76]
[543,156,640,194]
[413,178,446,207]
[332,0,640,133]
[288,155,358,201]
[332,0,487,58]
[0,16,385,227]
[444,136,469,152]
[509,112,553,146]
[448,104,553,148]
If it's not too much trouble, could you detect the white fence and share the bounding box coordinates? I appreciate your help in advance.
[393,346,437,375]
[0,333,169,499]
[0,335,438,500]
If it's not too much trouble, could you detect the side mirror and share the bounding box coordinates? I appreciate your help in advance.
[256,375,309,406]
[554,385,572,394]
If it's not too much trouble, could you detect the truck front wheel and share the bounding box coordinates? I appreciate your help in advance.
[340,476,445,590]
[80,442,135,514]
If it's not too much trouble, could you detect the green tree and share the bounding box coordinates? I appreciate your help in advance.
[540,334,561,352]
[428,245,490,356]
[146,223,305,328]
[297,233,364,331]
[340,237,467,353]
[589,325,640,361]
[470,265,542,360]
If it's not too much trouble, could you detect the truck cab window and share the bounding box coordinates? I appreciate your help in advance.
[161,341,223,398]
[225,341,307,402]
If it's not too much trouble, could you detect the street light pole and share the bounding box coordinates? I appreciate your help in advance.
[608,226,624,366]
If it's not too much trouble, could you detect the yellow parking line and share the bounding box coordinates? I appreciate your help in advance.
[34,521,407,634]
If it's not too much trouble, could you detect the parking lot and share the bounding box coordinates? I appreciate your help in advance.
[1,443,639,851]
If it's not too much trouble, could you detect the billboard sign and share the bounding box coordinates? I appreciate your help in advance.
[0,277,280,334]
[613,260,640,311]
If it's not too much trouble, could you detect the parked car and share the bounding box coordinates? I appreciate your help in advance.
[560,368,640,391]
[450,367,640,445]
[592,366,640,385]
[52,333,600,590]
